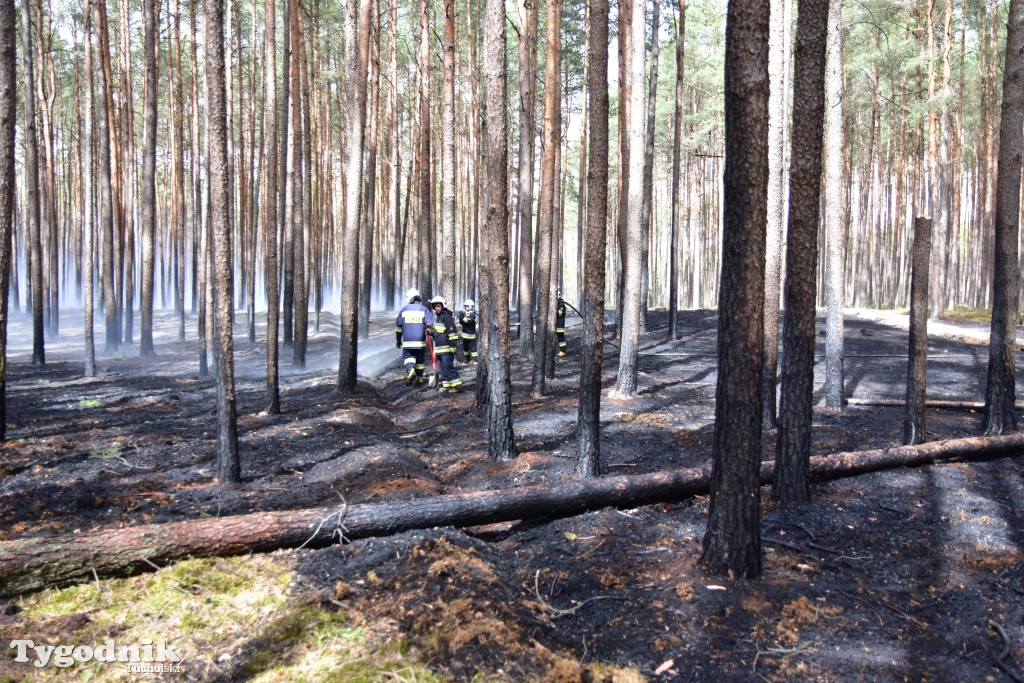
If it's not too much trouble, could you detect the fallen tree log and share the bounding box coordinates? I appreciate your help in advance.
[3,432,1024,598]
[846,398,1024,409]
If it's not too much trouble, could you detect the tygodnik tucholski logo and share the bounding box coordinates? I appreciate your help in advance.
[9,638,183,672]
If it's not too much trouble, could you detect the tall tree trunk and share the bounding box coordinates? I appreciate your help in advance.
[21,0,44,365]
[338,0,372,392]
[190,0,202,321]
[173,0,187,341]
[530,0,561,398]
[614,0,632,338]
[701,0,769,580]
[823,0,845,409]
[90,0,116,353]
[245,0,259,343]
[263,0,280,413]
[905,217,932,445]
[385,0,399,311]
[358,0,380,338]
[761,0,789,428]
[481,0,514,461]
[0,0,15,439]
[416,0,431,298]
[440,0,457,301]
[576,0,609,477]
[118,0,135,345]
[667,0,685,340]
[613,0,646,397]
[35,0,57,338]
[81,11,95,376]
[290,7,307,368]
[205,0,240,483]
[279,0,293,347]
[771,0,828,506]
[575,0,589,309]
[139,0,158,356]
[515,0,537,358]
[97,0,123,347]
[638,0,659,333]
[983,0,1024,435]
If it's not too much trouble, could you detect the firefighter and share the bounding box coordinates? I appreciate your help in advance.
[429,296,463,393]
[395,288,432,386]
[458,299,479,362]
[556,292,567,357]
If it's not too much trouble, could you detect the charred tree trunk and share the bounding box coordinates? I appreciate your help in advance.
[983,0,1024,435]
[576,0,609,478]
[905,217,932,445]
[530,0,560,398]
[440,0,457,301]
[338,0,372,392]
[701,0,770,580]
[515,0,537,359]
[482,0,514,462]
[667,0,685,341]
[205,0,240,484]
[139,0,158,357]
[772,0,828,506]
[263,0,280,413]
[0,0,13,441]
[21,0,44,366]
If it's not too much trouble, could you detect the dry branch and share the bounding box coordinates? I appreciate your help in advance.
[3,432,1024,598]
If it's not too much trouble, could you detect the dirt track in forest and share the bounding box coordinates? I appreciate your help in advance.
[0,306,1022,681]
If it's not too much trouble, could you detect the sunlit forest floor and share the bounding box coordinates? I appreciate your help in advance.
[0,306,1022,681]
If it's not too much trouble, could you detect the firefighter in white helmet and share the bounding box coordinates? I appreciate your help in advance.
[429,296,463,393]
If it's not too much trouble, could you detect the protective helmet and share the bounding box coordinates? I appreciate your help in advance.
[429,295,446,308]
[464,299,475,308]
[406,287,421,302]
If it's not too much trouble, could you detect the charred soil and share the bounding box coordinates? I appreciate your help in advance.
[1,308,1023,682]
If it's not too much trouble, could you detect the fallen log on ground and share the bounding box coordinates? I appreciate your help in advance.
[846,397,1024,409]
[3,432,1024,598]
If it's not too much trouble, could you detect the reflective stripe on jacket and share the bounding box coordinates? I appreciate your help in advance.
[396,303,433,349]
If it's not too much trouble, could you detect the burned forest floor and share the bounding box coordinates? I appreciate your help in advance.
[1,306,1023,682]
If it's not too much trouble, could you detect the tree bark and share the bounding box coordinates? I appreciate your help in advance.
[482,0,514,462]
[415,0,431,298]
[638,0,659,333]
[7,433,1024,599]
[667,0,685,341]
[530,0,561,398]
[82,8,96,377]
[823,0,845,409]
[761,0,789,428]
[576,0,609,478]
[90,0,117,354]
[772,0,828,506]
[139,0,158,357]
[263,0,280,413]
[0,0,13,441]
[289,11,307,369]
[21,0,44,366]
[905,217,932,445]
[205,0,240,484]
[701,0,769,580]
[441,0,457,301]
[983,0,1024,435]
[338,0,372,392]
[515,0,538,359]
[614,0,646,397]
